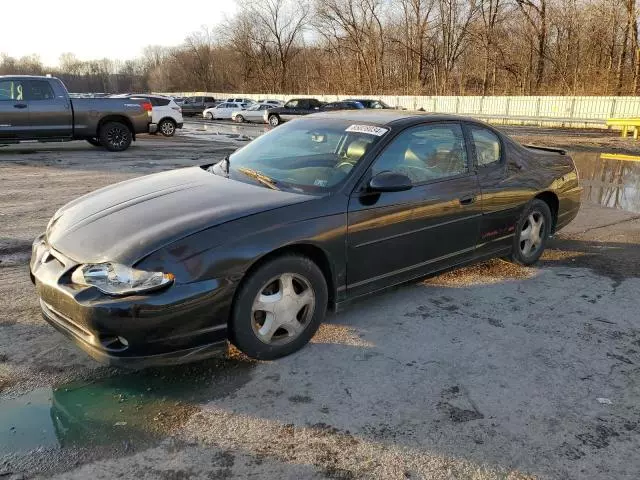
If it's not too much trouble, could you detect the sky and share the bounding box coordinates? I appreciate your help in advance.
[0,0,237,67]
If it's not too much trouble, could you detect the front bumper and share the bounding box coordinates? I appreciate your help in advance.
[30,237,232,368]
[149,123,158,134]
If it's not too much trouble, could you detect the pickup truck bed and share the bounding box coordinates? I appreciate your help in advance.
[0,75,155,151]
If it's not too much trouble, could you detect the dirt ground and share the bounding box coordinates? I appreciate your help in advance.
[0,125,639,479]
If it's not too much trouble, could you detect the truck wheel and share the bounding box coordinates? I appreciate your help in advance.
[268,115,281,127]
[99,121,132,152]
[158,119,176,137]
[86,138,102,147]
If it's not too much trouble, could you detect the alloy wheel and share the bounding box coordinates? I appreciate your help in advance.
[106,126,127,149]
[160,121,175,136]
[519,211,545,257]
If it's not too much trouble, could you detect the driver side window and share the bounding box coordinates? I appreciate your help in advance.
[371,123,468,185]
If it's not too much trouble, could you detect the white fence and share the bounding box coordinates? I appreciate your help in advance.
[161,92,640,128]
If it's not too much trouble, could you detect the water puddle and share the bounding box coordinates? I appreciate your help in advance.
[181,122,267,143]
[0,356,255,456]
[571,151,640,213]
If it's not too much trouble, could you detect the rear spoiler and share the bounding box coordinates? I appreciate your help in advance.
[523,145,567,155]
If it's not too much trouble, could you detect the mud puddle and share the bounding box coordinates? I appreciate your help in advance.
[572,151,640,213]
[181,122,265,143]
[0,356,255,456]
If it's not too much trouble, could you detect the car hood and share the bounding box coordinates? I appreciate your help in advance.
[46,166,311,265]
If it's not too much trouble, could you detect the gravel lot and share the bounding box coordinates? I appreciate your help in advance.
[1,125,639,479]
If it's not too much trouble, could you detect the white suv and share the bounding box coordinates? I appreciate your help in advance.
[129,94,183,136]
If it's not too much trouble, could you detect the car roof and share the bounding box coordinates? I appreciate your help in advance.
[0,75,57,79]
[308,110,487,127]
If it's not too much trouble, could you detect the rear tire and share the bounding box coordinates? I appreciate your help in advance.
[230,255,327,360]
[235,114,245,123]
[205,112,213,120]
[86,138,102,147]
[98,121,132,152]
[509,199,552,266]
[268,114,281,127]
[158,119,176,137]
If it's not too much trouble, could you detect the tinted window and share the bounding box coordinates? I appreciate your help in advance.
[372,123,468,184]
[25,81,54,101]
[470,127,501,167]
[0,80,25,101]
[204,97,215,102]
[154,97,170,106]
[285,100,299,108]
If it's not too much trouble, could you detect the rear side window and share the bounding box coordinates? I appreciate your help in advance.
[204,97,215,102]
[25,81,55,101]
[0,80,24,101]
[470,127,501,167]
[154,97,170,106]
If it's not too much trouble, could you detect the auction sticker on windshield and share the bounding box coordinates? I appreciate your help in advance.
[345,125,389,136]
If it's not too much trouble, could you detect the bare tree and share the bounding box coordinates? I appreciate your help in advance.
[516,0,548,92]
[238,0,309,92]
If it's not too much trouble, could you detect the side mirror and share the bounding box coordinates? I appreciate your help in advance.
[368,171,412,193]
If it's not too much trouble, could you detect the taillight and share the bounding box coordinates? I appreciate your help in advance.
[141,102,152,112]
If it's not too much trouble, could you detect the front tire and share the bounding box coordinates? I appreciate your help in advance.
[158,119,176,137]
[98,121,132,152]
[231,255,328,360]
[268,114,281,127]
[235,114,245,123]
[510,199,552,266]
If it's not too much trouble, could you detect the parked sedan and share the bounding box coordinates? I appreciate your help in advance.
[232,103,273,123]
[30,111,581,367]
[203,102,249,120]
[264,98,324,126]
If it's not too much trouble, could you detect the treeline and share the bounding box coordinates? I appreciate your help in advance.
[2,0,639,96]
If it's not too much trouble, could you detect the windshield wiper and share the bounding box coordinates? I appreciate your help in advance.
[237,167,279,190]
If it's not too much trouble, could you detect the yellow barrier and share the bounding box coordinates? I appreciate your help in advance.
[606,118,640,138]
[600,153,640,162]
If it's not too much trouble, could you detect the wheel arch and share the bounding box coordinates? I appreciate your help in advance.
[535,191,559,233]
[158,116,177,125]
[228,242,337,338]
[96,115,135,140]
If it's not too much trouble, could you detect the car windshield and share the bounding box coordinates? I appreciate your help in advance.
[210,119,389,194]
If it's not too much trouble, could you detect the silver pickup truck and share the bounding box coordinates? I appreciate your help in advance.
[0,76,156,151]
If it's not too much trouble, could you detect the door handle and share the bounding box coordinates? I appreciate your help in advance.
[13,103,27,109]
[459,196,476,206]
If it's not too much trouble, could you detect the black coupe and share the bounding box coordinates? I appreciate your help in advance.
[30,111,582,367]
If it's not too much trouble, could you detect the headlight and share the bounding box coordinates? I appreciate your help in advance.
[71,263,174,296]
